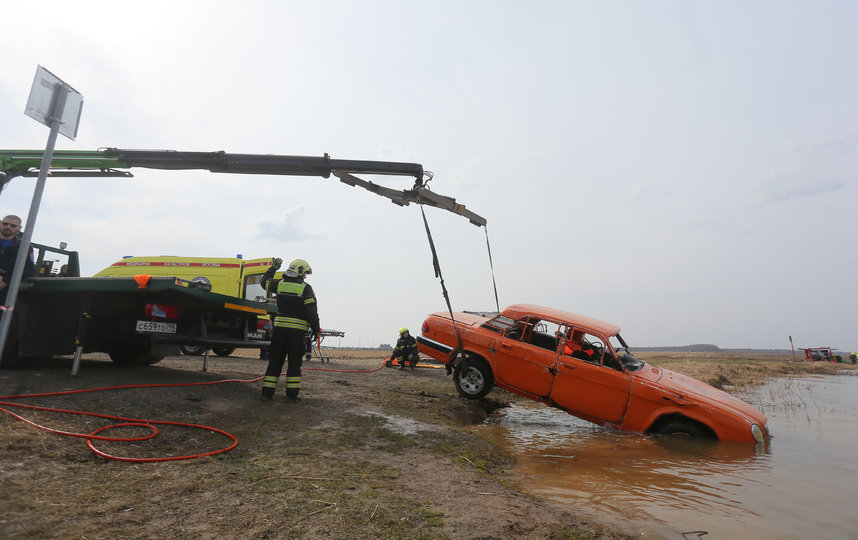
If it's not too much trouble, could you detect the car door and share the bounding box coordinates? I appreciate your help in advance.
[549,329,631,424]
[489,319,557,398]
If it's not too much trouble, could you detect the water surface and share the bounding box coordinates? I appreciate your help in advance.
[470,373,858,538]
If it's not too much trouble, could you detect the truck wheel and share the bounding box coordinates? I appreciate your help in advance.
[109,341,164,366]
[0,337,25,368]
[0,314,25,368]
[180,344,206,356]
[453,357,494,399]
[211,347,235,357]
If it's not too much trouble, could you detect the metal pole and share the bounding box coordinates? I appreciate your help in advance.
[789,335,797,363]
[0,86,68,362]
[70,303,91,377]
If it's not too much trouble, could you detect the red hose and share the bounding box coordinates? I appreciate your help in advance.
[0,378,261,462]
[0,360,388,462]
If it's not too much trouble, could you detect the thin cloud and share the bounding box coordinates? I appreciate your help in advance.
[250,207,318,243]
[756,173,844,203]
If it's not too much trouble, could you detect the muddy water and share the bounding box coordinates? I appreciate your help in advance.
[469,372,858,539]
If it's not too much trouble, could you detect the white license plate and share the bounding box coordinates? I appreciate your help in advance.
[136,320,177,334]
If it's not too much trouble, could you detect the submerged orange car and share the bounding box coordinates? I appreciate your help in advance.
[417,304,769,444]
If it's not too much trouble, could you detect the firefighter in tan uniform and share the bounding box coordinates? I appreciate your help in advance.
[259,258,320,402]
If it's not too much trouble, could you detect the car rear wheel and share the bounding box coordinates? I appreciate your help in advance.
[212,347,235,357]
[454,357,493,399]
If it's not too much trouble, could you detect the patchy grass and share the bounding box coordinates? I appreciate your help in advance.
[637,351,856,388]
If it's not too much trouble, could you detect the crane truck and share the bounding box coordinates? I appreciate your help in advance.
[0,148,486,369]
[94,254,345,358]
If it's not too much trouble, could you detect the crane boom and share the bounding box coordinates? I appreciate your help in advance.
[0,148,486,226]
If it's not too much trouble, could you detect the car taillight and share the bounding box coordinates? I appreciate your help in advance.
[421,320,429,333]
[145,303,180,320]
[257,318,272,330]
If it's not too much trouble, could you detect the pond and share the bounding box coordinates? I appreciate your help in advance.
[470,372,858,539]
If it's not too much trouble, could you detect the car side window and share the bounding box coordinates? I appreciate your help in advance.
[530,320,561,352]
[504,322,525,341]
[561,329,605,365]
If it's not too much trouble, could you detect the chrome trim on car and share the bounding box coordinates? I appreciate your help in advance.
[417,335,453,355]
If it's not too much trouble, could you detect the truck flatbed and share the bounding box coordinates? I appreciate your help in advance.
[9,276,274,366]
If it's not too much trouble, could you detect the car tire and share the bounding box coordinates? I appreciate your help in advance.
[454,357,494,399]
[653,419,713,439]
[212,347,235,357]
[180,344,206,356]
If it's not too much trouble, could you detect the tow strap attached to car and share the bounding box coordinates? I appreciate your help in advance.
[418,201,500,366]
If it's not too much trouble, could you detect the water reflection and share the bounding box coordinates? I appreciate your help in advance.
[472,403,771,536]
[471,374,858,539]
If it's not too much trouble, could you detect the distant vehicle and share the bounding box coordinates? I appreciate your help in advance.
[417,304,770,444]
[798,347,852,363]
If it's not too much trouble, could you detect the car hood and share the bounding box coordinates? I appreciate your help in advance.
[634,364,767,423]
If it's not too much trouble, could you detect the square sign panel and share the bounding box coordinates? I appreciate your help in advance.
[24,65,84,140]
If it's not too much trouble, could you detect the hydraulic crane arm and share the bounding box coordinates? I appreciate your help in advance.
[0,148,486,226]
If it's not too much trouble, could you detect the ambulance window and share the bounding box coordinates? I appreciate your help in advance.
[244,275,270,303]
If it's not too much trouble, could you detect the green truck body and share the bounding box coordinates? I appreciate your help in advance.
[2,244,274,367]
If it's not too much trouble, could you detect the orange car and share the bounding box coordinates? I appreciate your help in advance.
[417,304,769,444]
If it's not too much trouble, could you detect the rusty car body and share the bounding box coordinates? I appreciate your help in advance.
[417,304,769,444]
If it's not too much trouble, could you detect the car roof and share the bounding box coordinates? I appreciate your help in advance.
[501,304,621,337]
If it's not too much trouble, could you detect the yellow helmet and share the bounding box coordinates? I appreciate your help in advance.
[286,259,312,277]
[399,327,409,336]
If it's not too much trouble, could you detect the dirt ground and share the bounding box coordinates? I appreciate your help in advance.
[0,350,631,540]
[1,350,851,539]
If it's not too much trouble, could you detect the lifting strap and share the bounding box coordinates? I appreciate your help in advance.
[484,226,500,313]
[419,204,466,362]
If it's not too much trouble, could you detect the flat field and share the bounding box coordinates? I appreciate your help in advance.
[0,349,851,539]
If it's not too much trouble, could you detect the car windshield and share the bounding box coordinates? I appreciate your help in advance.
[244,274,273,303]
[481,315,516,334]
[609,334,645,372]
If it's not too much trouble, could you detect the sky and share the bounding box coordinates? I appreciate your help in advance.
[0,1,855,351]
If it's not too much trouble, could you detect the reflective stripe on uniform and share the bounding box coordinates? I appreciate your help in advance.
[274,315,309,331]
[275,281,312,330]
[262,375,279,389]
[277,281,306,296]
[285,376,301,390]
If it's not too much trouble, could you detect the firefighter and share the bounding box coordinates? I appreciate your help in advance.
[563,329,596,361]
[851,352,857,365]
[391,327,419,369]
[259,258,320,402]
